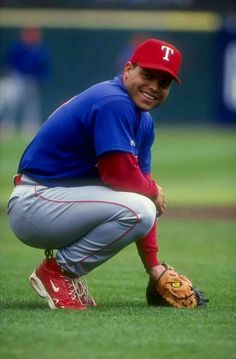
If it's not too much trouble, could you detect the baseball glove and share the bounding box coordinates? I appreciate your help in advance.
[146,264,208,308]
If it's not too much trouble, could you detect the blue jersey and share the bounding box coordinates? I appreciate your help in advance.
[18,76,155,186]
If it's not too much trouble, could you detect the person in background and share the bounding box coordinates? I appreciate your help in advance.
[0,27,51,136]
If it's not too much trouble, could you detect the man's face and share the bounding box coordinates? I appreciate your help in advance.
[123,63,173,111]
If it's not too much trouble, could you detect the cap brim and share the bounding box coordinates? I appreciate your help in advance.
[136,62,181,84]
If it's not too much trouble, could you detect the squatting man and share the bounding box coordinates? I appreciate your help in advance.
[8,38,208,309]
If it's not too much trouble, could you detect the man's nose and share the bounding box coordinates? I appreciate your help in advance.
[149,79,159,92]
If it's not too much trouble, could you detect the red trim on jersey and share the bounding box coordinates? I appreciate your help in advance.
[98,152,158,199]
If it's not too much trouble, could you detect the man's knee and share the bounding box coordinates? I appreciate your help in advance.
[141,197,156,227]
[130,194,156,237]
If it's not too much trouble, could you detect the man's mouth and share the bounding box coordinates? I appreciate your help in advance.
[140,90,158,101]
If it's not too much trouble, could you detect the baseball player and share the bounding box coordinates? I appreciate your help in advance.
[7,38,208,310]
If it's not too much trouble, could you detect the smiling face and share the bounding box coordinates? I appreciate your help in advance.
[123,62,173,111]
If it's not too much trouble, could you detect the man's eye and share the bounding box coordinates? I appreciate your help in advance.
[143,73,152,80]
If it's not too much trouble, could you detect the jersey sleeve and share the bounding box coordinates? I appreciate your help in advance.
[136,220,159,269]
[93,98,138,157]
[98,152,158,199]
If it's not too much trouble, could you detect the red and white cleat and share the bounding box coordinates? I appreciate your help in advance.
[29,258,96,309]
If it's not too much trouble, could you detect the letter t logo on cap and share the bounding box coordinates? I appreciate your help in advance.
[161,45,174,62]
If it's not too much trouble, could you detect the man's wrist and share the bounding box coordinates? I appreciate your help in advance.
[148,264,165,281]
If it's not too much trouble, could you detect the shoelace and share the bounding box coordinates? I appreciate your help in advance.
[62,271,95,306]
[73,277,96,306]
[64,277,78,302]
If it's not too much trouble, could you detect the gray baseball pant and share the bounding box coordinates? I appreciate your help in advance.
[8,175,156,276]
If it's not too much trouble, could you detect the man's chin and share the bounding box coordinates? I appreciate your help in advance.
[136,102,160,111]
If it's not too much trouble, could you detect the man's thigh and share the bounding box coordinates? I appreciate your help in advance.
[9,184,155,249]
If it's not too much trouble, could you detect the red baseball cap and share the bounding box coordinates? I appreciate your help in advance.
[130,38,182,84]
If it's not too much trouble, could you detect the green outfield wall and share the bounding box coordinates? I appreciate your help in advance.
[0,9,227,125]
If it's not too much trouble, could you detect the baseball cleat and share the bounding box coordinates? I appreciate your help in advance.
[29,258,96,309]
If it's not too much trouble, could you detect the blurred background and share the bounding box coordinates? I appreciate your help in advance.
[0,0,235,131]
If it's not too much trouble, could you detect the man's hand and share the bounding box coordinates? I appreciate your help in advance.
[153,185,166,217]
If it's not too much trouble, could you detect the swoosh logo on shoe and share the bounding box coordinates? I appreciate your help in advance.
[52,298,59,304]
[50,280,60,292]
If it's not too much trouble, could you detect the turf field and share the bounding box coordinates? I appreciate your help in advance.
[0,127,236,359]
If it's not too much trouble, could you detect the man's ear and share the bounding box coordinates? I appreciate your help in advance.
[123,62,133,81]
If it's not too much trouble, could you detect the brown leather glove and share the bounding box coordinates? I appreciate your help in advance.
[146,264,209,308]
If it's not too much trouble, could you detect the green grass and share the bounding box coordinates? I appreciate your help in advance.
[0,128,236,359]
[152,127,236,206]
[1,215,235,359]
[0,135,30,209]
